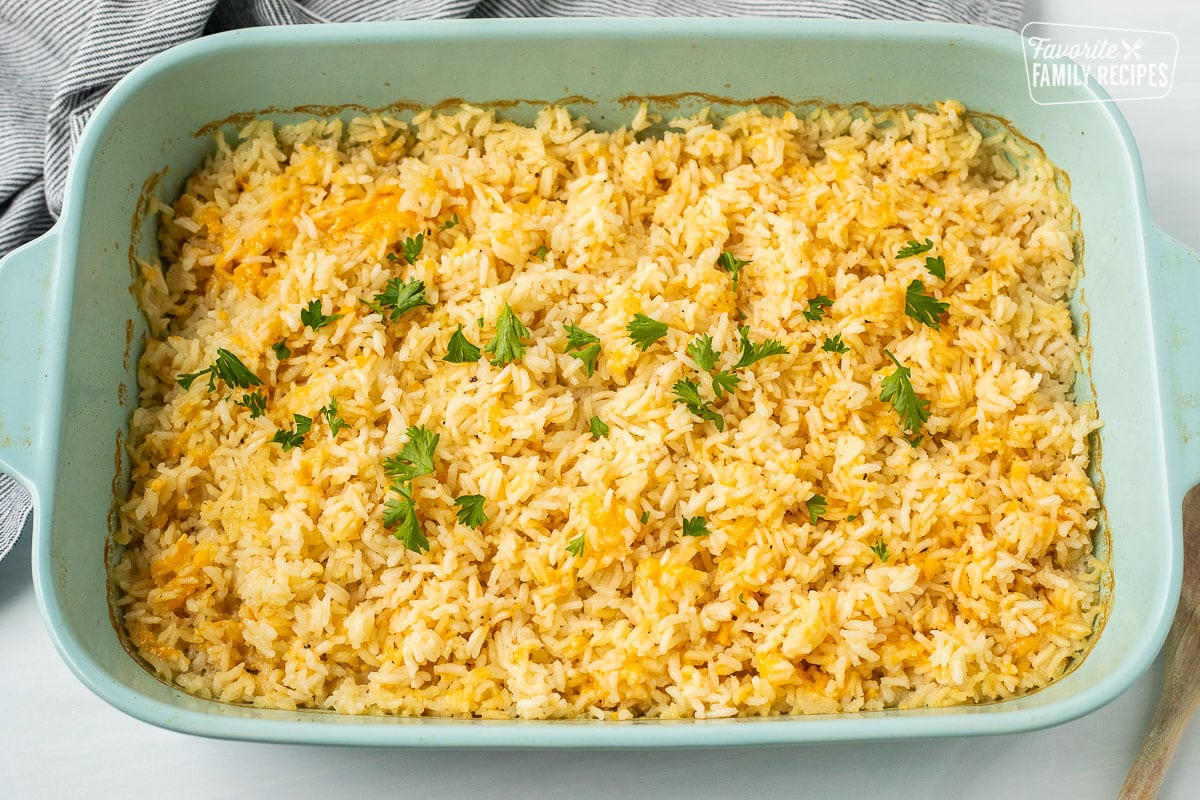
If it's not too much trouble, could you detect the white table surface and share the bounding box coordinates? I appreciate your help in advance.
[2,2,1198,797]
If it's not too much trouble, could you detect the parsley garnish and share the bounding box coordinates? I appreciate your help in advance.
[439,214,460,231]
[627,314,668,351]
[364,277,433,321]
[383,425,439,483]
[320,398,348,436]
[732,325,789,369]
[682,516,711,537]
[896,238,934,259]
[300,299,343,332]
[454,494,488,529]
[672,378,725,431]
[400,233,425,264]
[688,334,741,398]
[870,539,890,562]
[802,295,833,322]
[846,514,858,522]
[908,434,924,448]
[382,426,439,552]
[271,413,312,451]
[880,350,930,434]
[821,334,850,354]
[806,494,827,522]
[383,481,428,553]
[924,256,946,281]
[564,324,601,376]
[271,339,291,360]
[716,251,749,292]
[640,511,651,525]
[904,279,949,329]
[176,348,263,392]
[444,324,482,363]
[687,334,720,373]
[484,303,530,366]
[711,370,741,399]
[535,245,549,260]
[566,534,585,557]
[236,390,267,419]
[588,415,609,439]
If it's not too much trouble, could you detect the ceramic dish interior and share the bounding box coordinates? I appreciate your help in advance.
[0,19,1195,746]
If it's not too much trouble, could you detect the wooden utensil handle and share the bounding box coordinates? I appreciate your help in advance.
[1119,618,1200,799]
[1120,483,1200,799]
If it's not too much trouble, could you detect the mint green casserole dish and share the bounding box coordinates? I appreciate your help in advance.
[0,19,1196,746]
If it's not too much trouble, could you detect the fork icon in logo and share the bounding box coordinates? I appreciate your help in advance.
[1122,38,1145,60]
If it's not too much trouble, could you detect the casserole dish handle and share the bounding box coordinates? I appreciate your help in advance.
[0,229,64,492]
[1154,225,1200,499]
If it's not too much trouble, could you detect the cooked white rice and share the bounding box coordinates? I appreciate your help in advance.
[112,100,1104,718]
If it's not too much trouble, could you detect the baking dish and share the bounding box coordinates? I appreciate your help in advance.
[0,19,1195,746]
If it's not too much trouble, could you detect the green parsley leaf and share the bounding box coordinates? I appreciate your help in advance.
[320,398,348,436]
[454,494,488,529]
[300,299,343,332]
[640,510,651,525]
[732,325,789,369]
[924,255,946,281]
[439,214,460,231]
[896,238,934,259]
[738,592,746,604]
[588,415,610,439]
[175,368,211,391]
[215,349,263,389]
[846,514,858,522]
[383,481,428,553]
[716,251,749,292]
[484,303,530,366]
[566,534,585,557]
[686,334,741,398]
[535,245,549,260]
[400,233,425,264]
[682,516,711,537]
[686,333,721,373]
[271,413,312,451]
[444,324,482,363]
[364,277,433,321]
[821,334,850,354]
[870,539,890,562]
[672,378,725,431]
[564,323,601,376]
[880,350,931,434]
[806,494,827,522]
[384,425,439,483]
[908,434,924,448]
[711,370,741,400]
[904,279,949,329]
[271,339,291,360]
[381,491,409,528]
[177,348,263,392]
[236,390,267,419]
[627,313,668,351]
[802,295,834,322]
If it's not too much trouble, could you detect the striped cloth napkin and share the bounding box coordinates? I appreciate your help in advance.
[0,0,1024,564]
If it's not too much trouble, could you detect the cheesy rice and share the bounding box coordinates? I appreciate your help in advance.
[112,101,1104,718]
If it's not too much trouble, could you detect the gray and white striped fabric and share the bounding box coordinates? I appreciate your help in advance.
[0,0,1023,565]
